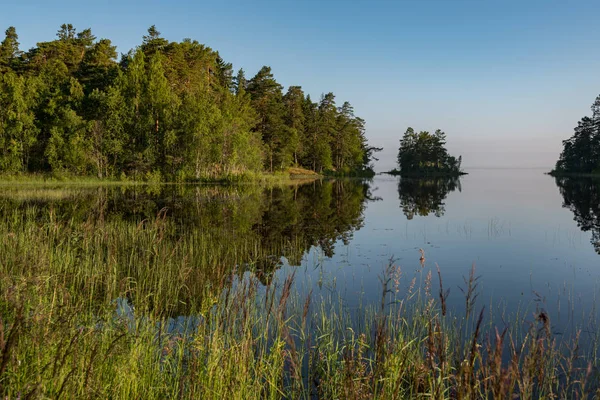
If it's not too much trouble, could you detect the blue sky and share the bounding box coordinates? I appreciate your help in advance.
[3,0,600,170]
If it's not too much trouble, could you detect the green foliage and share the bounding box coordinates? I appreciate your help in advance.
[553,95,600,175]
[247,66,287,171]
[0,27,21,72]
[0,24,379,180]
[0,72,39,171]
[393,127,463,176]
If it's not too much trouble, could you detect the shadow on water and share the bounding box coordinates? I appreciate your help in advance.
[555,175,600,253]
[397,176,462,219]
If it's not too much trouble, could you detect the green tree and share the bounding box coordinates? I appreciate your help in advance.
[78,38,118,95]
[333,101,366,173]
[395,127,462,176]
[247,66,287,171]
[0,27,21,72]
[44,77,91,174]
[87,83,129,178]
[314,93,336,172]
[0,25,377,181]
[283,86,305,165]
[553,95,600,175]
[0,72,39,171]
[141,25,169,57]
[302,94,318,170]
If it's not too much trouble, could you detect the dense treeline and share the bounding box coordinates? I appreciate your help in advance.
[388,127,464,176]
[552,95,600,175]
[0,25,379,180]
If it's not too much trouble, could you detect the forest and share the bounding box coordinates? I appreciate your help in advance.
[552,94,600,175]
[388,127,464,176]
[0,25,379,181]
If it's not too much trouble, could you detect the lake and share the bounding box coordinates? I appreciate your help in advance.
[293,169,600,338]
[2,169,599,334]
[3,169,600,397]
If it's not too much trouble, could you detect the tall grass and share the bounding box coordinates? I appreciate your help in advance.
[0,168,322,186]
[0,194,599,398]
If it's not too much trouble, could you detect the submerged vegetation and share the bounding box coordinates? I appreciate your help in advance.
[0,25,379,181]
[0,181,599,398]
[551,94,600,176]
[387,128,465,177]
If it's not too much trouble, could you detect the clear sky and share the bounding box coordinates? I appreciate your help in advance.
[3,0,600,170]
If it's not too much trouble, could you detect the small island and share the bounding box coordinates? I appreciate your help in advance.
[385,127,466,177]
[550,95,600,177]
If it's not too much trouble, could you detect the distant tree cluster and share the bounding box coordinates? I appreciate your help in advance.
[0,25,379,180]
[390,128,463,176]
[553,95,600,175]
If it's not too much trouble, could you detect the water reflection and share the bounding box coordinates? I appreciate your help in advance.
[555,176,600,253]
[0,180,373,311]
[397,176,461,219]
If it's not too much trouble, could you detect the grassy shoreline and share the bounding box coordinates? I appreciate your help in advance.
[0,168,325,187]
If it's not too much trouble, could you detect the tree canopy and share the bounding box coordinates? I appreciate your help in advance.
[389,127,463,176]
[552,95,600,175]
[0,25,379,180]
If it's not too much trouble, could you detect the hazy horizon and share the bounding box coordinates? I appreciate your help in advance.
[5,0,600,171]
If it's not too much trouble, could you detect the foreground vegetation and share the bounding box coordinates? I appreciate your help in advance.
[0,184,599,399]
[386,128,465,177]
[0,25,380,181]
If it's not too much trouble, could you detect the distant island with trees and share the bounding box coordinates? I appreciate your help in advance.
[550,95,600,177]
[386,127,466,177]
[0,25,381,181]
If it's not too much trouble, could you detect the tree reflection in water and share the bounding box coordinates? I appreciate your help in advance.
[555,176,600,253]
[397,176,461,219]
[0,179,375,291]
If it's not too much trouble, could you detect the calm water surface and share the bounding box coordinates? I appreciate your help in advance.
[3,169,600,336]
[284,169,600,336]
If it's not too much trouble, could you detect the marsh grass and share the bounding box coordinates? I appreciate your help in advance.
[0,200,599,398]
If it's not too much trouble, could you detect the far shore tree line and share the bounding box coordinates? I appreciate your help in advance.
[0,25,381,180]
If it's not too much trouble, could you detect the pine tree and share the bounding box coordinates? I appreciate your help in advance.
[0,27,21,72]
[554,95,600,175]
[283,86,305,165]
[247,66,287,171]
